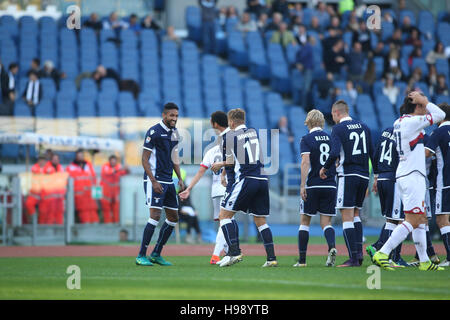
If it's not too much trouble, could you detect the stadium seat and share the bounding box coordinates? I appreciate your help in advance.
[97,96,118,117]
[35,99,54,118]
[77,98,97,117]
[227,31,248,68]
[118,92,138,117]
[56,98,75,118]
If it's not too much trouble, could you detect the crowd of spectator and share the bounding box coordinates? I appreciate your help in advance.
[198,0,450,115]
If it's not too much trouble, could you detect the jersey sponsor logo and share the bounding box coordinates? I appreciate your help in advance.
[150,130,155,135]
[426,114,433,125]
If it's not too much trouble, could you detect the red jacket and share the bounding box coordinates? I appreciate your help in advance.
[43,161,64,174]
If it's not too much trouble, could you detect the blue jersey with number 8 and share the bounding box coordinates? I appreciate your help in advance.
[300,128,336,187]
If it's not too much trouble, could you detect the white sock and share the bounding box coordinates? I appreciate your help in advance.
[412,224,429,263]
[380,221,413,255]
[213,227,227,256]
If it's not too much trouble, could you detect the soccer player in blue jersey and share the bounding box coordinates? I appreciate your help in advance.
[367,126,408,267]
[211,108,277,267]
[425,103,450,267]
[296,110,337,267]
[135,102,185,266]
[319,100,374,267]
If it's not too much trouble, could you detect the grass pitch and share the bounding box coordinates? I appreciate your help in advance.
[0,255,449,300]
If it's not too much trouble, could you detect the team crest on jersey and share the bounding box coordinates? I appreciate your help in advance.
[150,130,155,135]
[338,198,342,203]
[228,201,233,206]
[146,136,151,143]
[437,203,440,209]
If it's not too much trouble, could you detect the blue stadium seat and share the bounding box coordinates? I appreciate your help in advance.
[399,10,416,26]
[411,57,428,77]
[186,6,202,42]
[435,95,449,105]
[139,93,161,117]
[418,11,434,36]
[375,95,397,128]
[35,99,54,118]
[118,92,138,117]
[40,78,56,100]
[77,98,97,117]
[13,100,32,117]
[56,98,75,118]
[97,96,117,117]
[0,15,18,37]
[227,31,248,67]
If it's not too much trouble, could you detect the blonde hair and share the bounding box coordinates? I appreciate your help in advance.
[227,108,246,125]
[304,109,325,129]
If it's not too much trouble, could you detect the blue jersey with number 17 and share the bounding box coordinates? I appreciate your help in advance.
[225,125,266,182]
[300,128,336,187]
[324,117,374,178]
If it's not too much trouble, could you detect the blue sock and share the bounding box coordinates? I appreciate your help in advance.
[152,219,176,256]
[259,224,276,261]
[353,217,363,257]
[392,242,403,262]
[374,222,396,250]
[139,219,158,257]
[426,228,436,257]
[298,225,309,263]
[343,221,357,260]
[323,225,335,252]
[232,219,240,247]
[221,219,240,256]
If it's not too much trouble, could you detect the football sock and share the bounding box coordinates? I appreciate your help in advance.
[412,224,429,263]
[298,225,309,263]
[231,218,240,247]
[425,225,436,257]
[392,242,403,262]
[353,216,363,256]
[342,221,357,259]
[220,218,241,256]
[138,218,158,256]
[259,224,276,261]
[440,226,450,260]
[378,222,397,249]
[372,223,386,249]
[213,227,227,257]
[152,219,176,256]
[380,221,412,256]
[323,225,335,252]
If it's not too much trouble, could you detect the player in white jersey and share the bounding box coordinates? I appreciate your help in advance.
[373,91,446,271]
[179,111,231,265]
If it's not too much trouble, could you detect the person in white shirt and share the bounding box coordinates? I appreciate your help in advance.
[179,111,231,265]
[373,91,446,271]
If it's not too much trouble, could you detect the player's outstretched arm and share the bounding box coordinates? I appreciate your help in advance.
[300,153,310,201]
[179,166,207,200]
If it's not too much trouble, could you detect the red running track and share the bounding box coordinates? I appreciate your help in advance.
[0,243,445,257]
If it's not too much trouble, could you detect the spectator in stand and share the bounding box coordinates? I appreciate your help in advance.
[347,11,359,32]
[426,41,446,65]
[256,12,268,32]
[372,42,385,58]
[2,63,19,113]
[326,3,337,18]
[217,7,227,31]
[83,12,103,33]
[199,0,218,54]
[103,11,129,31]
[164,26,181,45]
[290,3,303,21]
[94,65,120,86]
[38,60,66,89]
[352,20,371,53]
[315,1,330,28]
[294,24,308,46]
[348,42,365,83]
[435,74,449,96]
[266,12,283,31]
[385,44,402,81]
[427,64,438,94]
[236,12,257,33]
[382,11,396,27]
[310,16,323,33]
[247,0,264,17]
[271,0,289,18]
[362,58,376,92]
[322,27,340,55]
[388,28,403,52]
[315,72,335,100]
[43,153,65,225]
[296,35,315,107]
[382,74,400,105]
[276,116,294,143]
[329,16,342,36]
[407,67,423,91]
[401,15,413,35]
[22,70,42,112]
[405,27,422,48]
[128,13,141,33]
[27,58,41,77]
[227,6,239,22]
[270,22,297,48]
[141,14,161,31]
[408,47,422,68]
[289,15,303,30]
[323,39,346,77]
[340,80,358,106]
